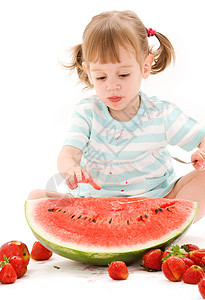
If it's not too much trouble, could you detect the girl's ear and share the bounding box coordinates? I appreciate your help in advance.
[142,55,154,79]
[82,62,87,72]
[82,62,93,84]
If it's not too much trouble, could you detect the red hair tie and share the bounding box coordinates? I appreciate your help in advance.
[147,28,156,37]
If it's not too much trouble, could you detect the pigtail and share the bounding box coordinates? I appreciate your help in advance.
[149,32,175,74]
[62,44,92,88]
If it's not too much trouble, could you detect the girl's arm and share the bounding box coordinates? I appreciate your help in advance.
[191,136,205,171]
[57,145,83,175]
[57,145,101,190]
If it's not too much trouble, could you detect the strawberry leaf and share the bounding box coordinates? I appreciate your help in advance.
[0,255,10,268]
[140,263,159,272]
[162,244,188,261]
[3,254,10,263]
[181,244,190,252]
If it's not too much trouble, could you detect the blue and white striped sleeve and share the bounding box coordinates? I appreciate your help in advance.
[164,102,205,151]
[63,102,91,152]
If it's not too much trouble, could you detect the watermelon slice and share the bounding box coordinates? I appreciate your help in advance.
[25,197,197,265]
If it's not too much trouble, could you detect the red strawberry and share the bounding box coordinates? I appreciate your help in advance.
[31,241,53,261]
[198,277,205,298]
[181,257,195,269]
[141,249,162,271]
[181,243,199,252]
[162,244,188,261]
[202,256,205,267]
[182,265,205,284]
[108,261,129,280]
[9,256,27,278]
[1,255,27,279]
[161,256,186,282]
[0,263,17,284]
[189,249,205,267]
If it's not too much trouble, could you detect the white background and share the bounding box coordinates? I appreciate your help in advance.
[1,0,205,299]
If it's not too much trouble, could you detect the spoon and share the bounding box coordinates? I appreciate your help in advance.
[171,156,197,165]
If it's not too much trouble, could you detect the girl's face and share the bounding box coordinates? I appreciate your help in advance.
[84,46,153,121]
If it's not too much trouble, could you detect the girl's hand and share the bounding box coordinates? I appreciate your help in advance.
[191,150,205,171]
[65,166,101,190]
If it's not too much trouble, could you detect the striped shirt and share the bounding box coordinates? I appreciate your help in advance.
[63,90,205,197]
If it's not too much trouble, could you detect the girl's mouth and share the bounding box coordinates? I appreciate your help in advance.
[108,96,122,103]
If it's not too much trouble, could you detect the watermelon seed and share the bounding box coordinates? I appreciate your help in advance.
[140,215,143,221]
[48,208,55,212]
[54,266,60,269]
[78,216,82,219]
[88,218,92,221]
[109,218,112,224]
[155,209,159,213]
[92,219,96,223]
[127,220,130,225]
[159,208,163,212]
[58,209,62,212]
[167,208,171,211]
[144,214,148,218]
[63,211,66,213]
[71,215,75,218]
[84,217,87,220]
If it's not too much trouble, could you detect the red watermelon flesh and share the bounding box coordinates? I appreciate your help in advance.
[25,197,197,265]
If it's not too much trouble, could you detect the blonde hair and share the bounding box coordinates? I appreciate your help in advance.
[64,10,175,88]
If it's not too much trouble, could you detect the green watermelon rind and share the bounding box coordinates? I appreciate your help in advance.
[25,200,197,266]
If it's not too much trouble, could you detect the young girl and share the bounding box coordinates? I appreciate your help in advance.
[28,10,205,221]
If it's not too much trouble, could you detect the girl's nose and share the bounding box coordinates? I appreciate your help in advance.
[106,82,121,91]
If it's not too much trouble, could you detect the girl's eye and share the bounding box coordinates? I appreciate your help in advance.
[119,73,130,78]
[96,76,106,80]
[95,73,130,80]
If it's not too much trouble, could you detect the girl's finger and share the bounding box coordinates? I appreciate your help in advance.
[75,168,83,183]
[81,168,92,183]
[192,152,205,171]
[81,168,101,190]
[86,173,101,190]
[193,163,203,171]
[89,178,101,190]
[65,178,74,190]
[192,151,205,163]
[196,160,205,171]
[65,174,78,190]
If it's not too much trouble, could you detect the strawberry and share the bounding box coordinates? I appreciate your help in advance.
[0,255,27,279]
[0,262,17,284]
[9,256,27,278]
[108,261,129,280]
[202,256,205,267]
[31,241,53,261]
[181,257,195,269]
[181,243,199,252]
[141,249,162,271]
[161,256,186,282]
[162,244,188,261]
[198,277,205,298]
[182,265,205,284]
[189,249,205,267]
